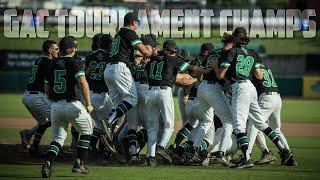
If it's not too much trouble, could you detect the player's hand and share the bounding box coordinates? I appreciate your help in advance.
[86,104,94,113]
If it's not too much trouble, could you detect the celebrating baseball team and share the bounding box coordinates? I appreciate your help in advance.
[19,12,297,178]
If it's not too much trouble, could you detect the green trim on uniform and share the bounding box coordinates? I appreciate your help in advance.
[179,62,190,72]
[255,63,262,68]
[131,39,142,46]
[75,71,85,78]
[48,144,60,155]
[220,62,230,68]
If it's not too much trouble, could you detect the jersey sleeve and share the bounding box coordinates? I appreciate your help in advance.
[127,30,142,47]
[253,51,263,69]
[220,48,236,68]
[174,57,190,73]
[74,58,86,78]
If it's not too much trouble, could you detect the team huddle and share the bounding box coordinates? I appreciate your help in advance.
[19,12,297,178]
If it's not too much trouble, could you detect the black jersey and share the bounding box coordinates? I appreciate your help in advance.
[187,57,204,98]
[220,46,260,83]
[46,56,85,101]
[26,56,51,93]
[85,49,109,92]
[109,28,142,68]
[145,55,191,87]
[252,65,279,95]
[131,64,148,82]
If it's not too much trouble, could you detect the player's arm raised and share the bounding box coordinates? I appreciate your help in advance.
[136,43,154,57]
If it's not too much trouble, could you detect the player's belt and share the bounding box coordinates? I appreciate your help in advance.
[202,80,215,84]
[149,86,169,90]
[261,92,279,96]
[231,79,247,84]
[28,91,39,94]
[52,99,77,103]
[136,81,149,85]
[91,90,107,94]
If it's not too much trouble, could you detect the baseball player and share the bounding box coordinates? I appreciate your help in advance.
[144,39,205,166]
[41,36,93,177]
[247,63,297,166]
[217,27,294,168]
[126,34,157,163]
[85,33,114,152]
[21,40,59,153]
[186,42,234,167]
[104,12,154,160]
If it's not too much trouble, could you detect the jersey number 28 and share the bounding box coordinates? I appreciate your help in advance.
[236,55,254,77]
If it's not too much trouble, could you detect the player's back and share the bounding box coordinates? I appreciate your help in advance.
[252,65,279,95]
[224,46,259,82]
[85,49,109,92]
[27,57,51,92]
[46,56,84,101]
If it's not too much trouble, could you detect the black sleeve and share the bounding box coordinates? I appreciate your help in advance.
[174,57,191,73]
[74,58,86,78]
[127,30,142,47]
[220,48,236,68]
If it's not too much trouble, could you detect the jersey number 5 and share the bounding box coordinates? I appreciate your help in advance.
[236,55,254,77]
[149,61,164,80]
[54,70,66,93]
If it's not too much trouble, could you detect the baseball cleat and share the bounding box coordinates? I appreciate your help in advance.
[231,157,254,169]
[216,152,234,167]
[280,149,293,165]
[146,156,157,167]
[41,161,52,178]
[254,151,276,165]
[280,150,297,166]
[72,160,90,174]
[156,146,173,164]
[284,154,298,166]
[201,157,210,167]
[129,155,140,165]
[20,129,31,148]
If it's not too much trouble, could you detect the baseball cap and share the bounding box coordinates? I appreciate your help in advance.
[141,34,157,47]
[124,12,141,26]
[233,27,248,38]
[59,36,78,50]
[163,39,178,51]
[200,43,213,53]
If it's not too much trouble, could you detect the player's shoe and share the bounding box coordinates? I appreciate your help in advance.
[201,157,210,167]
[231,157,254,169]
[146,156,157,167]
[20,129,31,148]
[280,149,297,166]
[29,145,40,156]
[72,159,89,174]
[254,151,276,165]
[156,146,173,164]
[41,161,52,178]
[129,154,140,165]
[216,151,234,167]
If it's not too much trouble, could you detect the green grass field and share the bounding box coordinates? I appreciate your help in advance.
[0,137,319,179]
[0,93,319,123]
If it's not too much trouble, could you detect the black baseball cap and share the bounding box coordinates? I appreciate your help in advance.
[59,36,78,50]
[141,34,157,47]
[124,12,140,26]
[233,27,248,38]
[163,39,178,51]
[200,43,213,53]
